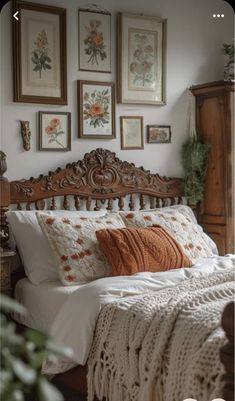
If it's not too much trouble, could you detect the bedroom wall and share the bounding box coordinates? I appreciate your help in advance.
[0,0,233,181]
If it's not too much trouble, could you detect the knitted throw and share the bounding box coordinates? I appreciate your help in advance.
[87,268,234,401]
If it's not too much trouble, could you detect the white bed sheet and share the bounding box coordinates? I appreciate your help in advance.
[13,278,82,334]
[41,254,235,375]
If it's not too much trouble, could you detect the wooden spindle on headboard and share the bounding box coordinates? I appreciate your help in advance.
[74,195,80,211]
[0,153,10,249]
[129,194,134,211]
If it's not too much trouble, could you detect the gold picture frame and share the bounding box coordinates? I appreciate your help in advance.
[13,0,67,104]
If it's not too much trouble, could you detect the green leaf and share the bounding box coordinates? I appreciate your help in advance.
[44,64,52,69]
[33,51,39,59]
[24,329,48,347]
[37,378,64,401]
[11,358,37,385]
[30,350,48,369]
[0,295,27,315]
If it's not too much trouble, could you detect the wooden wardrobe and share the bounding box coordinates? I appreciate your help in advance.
[191,81,234,255]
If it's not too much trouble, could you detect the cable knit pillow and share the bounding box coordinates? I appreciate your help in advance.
[36,212,125,285]
[120,209,214,260]
[96,225,192,276]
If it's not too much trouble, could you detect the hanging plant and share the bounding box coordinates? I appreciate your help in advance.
[182,137,210,205]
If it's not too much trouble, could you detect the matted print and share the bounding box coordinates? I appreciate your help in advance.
[120,116,144,149]
[78,80,115,138]
[117,13,166,105]
[147,125,171,143]
[78,9,111,72]
[13,0,67,104]
[39,112,71,151]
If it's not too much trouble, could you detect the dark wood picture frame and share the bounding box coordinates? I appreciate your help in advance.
[147,125,171,143]
[120,116,144,150]
[12,0,67,104]
[78,9,111,73]
[39,111,71,151]
[78,80,115,139]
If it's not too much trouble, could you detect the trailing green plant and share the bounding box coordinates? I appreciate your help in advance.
[0,294,72,401]
[182,137,210,205]
[222,40,234,62]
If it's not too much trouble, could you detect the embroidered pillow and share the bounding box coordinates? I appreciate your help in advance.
[120,209,213,260]
[6,209,108,284]
[36,212,125,285]
[96,225,192,276]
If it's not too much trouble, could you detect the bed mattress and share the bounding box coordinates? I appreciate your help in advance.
[13,278,82,334]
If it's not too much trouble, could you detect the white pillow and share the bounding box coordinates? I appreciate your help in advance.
[126,204,218,255]
[6,209,108,285]
[36,212,125,285]
[120,207,215,260]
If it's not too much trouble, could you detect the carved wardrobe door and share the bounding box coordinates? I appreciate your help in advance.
[191,81,234,255]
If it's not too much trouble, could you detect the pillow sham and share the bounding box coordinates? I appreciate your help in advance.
[6,209,108,284]
[120,209,214,260]
[133,204,218,255]
[36,212,125,285]
[96,225,192,276]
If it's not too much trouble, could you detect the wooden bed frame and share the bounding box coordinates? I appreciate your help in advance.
[0,148,234,400]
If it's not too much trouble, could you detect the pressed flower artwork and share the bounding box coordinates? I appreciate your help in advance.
[79,10,111,72]
[78,81,115,139]
[39,112,71,151]
[32,29,52,79]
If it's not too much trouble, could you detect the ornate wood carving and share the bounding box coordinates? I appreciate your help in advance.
[220,302,234,401]
[10,148,184,204]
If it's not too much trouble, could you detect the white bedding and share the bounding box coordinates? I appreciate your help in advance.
[42,254,235,375]
[13,279,82,333]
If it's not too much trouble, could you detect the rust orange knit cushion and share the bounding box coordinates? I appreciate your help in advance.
[96,225,192,276]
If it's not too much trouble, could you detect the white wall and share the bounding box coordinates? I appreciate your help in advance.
[0,0,233,181]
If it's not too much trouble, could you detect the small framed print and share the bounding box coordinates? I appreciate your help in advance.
[78,9,111,72]
[117,13,166,105]
[78,80,115,139]
[39,112,71,151]
[12,0,67,104]
[147,125,171,143]
[120,116,144,150]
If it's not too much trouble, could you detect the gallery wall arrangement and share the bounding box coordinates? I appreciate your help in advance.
[12,0,170,153]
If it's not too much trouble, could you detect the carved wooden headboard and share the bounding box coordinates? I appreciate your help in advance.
[0,148,185,248]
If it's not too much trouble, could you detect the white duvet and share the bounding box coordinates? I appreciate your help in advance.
[43,255,235,375]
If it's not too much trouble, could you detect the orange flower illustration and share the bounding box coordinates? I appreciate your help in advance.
[84,19,107,65]
[44,117,65,148]
[90,103,104,118]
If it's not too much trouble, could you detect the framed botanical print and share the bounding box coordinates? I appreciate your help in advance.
[39,112,71,151]
[78,9,111,72]
[78,80,115,139]
[147,125,171,143]
[13,0,67,104]
[120,116,144,150]
[117,13,166,105]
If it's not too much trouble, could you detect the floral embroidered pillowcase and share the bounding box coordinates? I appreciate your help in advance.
[120,209,214,260]
[36,212,125,285]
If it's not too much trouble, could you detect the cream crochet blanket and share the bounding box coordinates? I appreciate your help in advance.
[87,269,234,401]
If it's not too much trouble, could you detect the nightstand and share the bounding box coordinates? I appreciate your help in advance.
[0,249,16,296]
